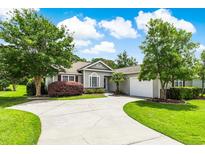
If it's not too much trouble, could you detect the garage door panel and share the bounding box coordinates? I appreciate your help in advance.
[130,78,153,97]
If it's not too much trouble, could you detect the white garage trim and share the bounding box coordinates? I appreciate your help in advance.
[129,77,153,98]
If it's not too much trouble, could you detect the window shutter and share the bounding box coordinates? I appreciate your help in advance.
[58,75,61,81]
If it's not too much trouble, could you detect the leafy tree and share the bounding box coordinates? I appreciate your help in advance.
[111,72,125,94]
[116,51,137,68]
[197,50,205,96]
[91,58,117,69]
[0,9,74,96]
[0,46,26,91]
[72,54,87,62]
[139,19,198,99]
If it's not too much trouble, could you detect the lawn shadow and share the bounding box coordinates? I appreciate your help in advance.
[0,96,29,107]
[132,100,198,111]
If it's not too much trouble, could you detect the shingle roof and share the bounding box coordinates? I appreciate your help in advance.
[60,61,91,75]
[114,65,141,74]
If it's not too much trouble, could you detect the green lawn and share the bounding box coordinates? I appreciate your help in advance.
[124,100,205,144]
[50,94,106,100]
[0,85,41,145]
[0,85,29,107]
[0,109,41,145]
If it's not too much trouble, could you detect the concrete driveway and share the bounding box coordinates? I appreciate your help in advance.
[11,95,182,145]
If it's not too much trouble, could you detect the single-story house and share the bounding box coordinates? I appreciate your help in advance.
[45,60,203,98]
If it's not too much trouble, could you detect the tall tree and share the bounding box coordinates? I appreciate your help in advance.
[139,19,198,99]
[0,9,74,96]
[116,51,137,68]
[197,50,205,96]
[111,72,125,94]
[91,58,117,69]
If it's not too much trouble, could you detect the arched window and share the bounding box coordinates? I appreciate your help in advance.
[89,72,100,88]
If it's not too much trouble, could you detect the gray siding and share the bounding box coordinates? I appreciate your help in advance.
[192,80,202,88]
[83,70,112,88]
[88,62,110,70]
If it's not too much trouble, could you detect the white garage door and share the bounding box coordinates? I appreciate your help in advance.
[130,77,153,98]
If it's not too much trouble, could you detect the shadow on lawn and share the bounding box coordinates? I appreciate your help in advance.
[132,100,198,111]
[0,96,29,108]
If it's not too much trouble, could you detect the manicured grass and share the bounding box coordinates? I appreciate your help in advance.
[0,109,41,145]
[124,100,205,144]
[0,85,29,107]
[50,94,106,100]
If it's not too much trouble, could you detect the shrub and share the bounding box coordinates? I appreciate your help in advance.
[26,79,47,96]
[84,88,105,94]
[166,87,200,100]
[48,81,83,97]
[0,79,10,91]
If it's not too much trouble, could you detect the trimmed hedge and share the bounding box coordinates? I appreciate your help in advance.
[26,80,47,96]
[84,88,105,94]
[166,87,201,100]
[48,81,83,97]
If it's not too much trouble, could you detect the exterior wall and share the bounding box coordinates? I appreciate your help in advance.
[83,70,112,88]
[108,73,137,95]
[192,80,202,88]
[89,63,110,70]
[153,79,161,98]
[45,75,58,89]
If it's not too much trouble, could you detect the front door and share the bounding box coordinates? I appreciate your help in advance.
[104,77,108,90]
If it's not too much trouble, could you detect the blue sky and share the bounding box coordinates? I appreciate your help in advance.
[2,8,205,63]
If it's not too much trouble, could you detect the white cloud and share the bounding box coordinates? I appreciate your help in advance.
[99,17,138,39]
[74,40,91,48]
[195,44,205,59]
[135,9,196,33]
[81,41,116,54]
[58,16,103,40]
[0,8,40,21]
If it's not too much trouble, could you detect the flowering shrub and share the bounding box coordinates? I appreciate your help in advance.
[48,81,83,97]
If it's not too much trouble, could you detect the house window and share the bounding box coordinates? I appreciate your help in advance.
[89,73,100,88]
[174,80,184,87]
[62,75,75,82]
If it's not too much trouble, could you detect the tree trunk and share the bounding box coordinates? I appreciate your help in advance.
[116,82,119,94]
[171,79,175,87]
[34,76,42,96]
[202,75,205,97]
[160,81,166,99]
[12,84,16,91]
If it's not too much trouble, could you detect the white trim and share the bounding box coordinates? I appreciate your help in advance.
[81,68,113,73]
[61,75,76,82]
[89,72,100,88]
[79,60,113,71]
[83,70,85,87]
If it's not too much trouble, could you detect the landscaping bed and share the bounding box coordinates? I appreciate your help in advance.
[124,99,205,144]
[146,98,185,104]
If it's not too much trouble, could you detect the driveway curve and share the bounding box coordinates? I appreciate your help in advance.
[11,95,182,145]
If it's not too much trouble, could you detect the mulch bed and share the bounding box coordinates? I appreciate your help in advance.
[146,98,185,104]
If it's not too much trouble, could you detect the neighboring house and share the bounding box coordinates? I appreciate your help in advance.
[45,60,203,98]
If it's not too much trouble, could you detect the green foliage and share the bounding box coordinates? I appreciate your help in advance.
[0,109,41,145]
[26,79,47,96]
[72,54,87,62]
[124,100,205,144]
[167,87,200,100]
[139,19,198,98]
[91,58,117,69]
[0,9,74,95]
[111,72,125,94]
[0,79,10,91]
[84,88,105,94]
[116,51,137,68]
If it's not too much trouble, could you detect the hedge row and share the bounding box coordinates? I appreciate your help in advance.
[48,81,83,97]
[166,87,201,100]
[84,88,105,94]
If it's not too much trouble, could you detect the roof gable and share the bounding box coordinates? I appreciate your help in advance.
[79,61,113,72]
